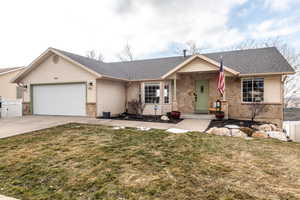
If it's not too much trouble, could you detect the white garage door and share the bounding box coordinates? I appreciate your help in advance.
[33,83,86,116]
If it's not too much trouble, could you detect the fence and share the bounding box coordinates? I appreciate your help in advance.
[0,97,23,118]
[283,121,300,142]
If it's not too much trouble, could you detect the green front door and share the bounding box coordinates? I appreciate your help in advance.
[196,80,209,113]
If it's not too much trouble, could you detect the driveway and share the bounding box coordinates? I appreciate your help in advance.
[0,116,76,139]
[0,116,210,139]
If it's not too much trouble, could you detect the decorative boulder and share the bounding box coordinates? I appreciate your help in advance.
[257,124,273,132]
[161,115,169,121]
[231,129,247,138]
[206,127,231,136]
[267,131,288,141]
[240,127,255,137]
[252,131,269,138]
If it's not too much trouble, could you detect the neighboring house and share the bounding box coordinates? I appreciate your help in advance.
[0,67,25,99]
[12,47,295,126]
[286,97,300,108]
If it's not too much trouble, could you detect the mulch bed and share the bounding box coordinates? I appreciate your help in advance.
[102,114,183,124]
[206,119,265,131]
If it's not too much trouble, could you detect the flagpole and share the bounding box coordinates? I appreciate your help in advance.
[222,56,226,101]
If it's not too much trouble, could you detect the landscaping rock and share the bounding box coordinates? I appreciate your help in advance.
[161,115,169,121]
[206,127,231,136]
[267,131,288,141]
[252,131,268,138]
[240,127,255,137]
[269,124,278,131]
[257,124,273,132]
[231,129,247,138]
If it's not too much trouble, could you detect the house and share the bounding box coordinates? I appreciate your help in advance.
[286,96,300,108]
[12,47,295,126]
[0,67,25,99]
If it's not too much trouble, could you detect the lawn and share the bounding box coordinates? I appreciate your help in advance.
[0,124,299,200]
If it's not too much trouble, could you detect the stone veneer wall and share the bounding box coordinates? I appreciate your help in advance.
[22,102,97,117]
[175,74,283,126]
[226,77,283,126]
[86,103,97,117]
[176,73,221,113]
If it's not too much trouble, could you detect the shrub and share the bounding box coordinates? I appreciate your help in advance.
[128,99,146,116]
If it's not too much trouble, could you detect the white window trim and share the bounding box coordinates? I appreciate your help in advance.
[142,81,172,105]
[241,77,265,103]
[143,82,161,104]
[163,81,172,105]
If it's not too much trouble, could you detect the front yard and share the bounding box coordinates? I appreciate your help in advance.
[0,124,299,200]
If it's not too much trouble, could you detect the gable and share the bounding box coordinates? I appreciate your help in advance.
[178,57,218,73]
[20,54,97,84]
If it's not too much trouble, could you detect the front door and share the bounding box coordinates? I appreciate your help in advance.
[195,80,209,113]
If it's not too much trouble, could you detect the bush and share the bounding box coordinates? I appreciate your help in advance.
[128,99,146,116]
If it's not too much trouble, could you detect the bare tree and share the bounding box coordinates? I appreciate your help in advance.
[86,50,105,62]
[174,40,205,56]
[117,42,134,61]
[128,99,146,117]
[249,103,269,122]
[230,38,300,107]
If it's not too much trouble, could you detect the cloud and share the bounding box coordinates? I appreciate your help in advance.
[249,17,300,38]
[264,0,299,11]
[0,0,246,66]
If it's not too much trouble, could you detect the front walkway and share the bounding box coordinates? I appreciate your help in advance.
[0,116,211,139]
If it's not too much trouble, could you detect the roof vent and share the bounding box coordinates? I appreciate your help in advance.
[52,55,59,64]
[183,49,187,57]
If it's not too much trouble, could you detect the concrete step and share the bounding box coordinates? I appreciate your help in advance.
[181,113,215,120]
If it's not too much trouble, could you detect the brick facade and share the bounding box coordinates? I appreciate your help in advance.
[226,77,283,126]
[176,73,221,113]
[86,103,97,117]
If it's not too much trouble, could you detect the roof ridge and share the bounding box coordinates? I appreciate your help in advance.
[50,47,105,64]
[51,46,278,65]
[204,47,277,55]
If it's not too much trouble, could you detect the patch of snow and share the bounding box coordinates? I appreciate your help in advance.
[225,125,240,129]
[137,127,151,131]
[112,126,125,130]
[166,128,189,133]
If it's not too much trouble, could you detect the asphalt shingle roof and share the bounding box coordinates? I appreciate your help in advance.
[54,47,294,80]
[0,67,22,75]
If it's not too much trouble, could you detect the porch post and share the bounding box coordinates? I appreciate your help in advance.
[173,74,178,111]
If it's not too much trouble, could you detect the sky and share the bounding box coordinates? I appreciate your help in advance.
[0,0,300,67]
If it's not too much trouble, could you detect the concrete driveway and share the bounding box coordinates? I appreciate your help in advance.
[0,116,76,139]
[0,116,210,139]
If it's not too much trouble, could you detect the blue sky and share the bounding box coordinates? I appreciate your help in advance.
[0,0,299,67]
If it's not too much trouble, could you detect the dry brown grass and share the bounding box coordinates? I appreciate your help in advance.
[0,123,299,200]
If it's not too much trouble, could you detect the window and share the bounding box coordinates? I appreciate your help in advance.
[16,86,23,99]
[144,83,160,103]
[242,78,264,102]
[164,83,170,104]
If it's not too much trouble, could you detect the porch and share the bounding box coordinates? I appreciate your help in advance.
[163,55,238,119]
[170,72,230,118]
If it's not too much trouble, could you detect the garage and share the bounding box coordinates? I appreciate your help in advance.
[32,83,86,116]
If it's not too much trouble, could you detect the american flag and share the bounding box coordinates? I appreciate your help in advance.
[217,59,225,96]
